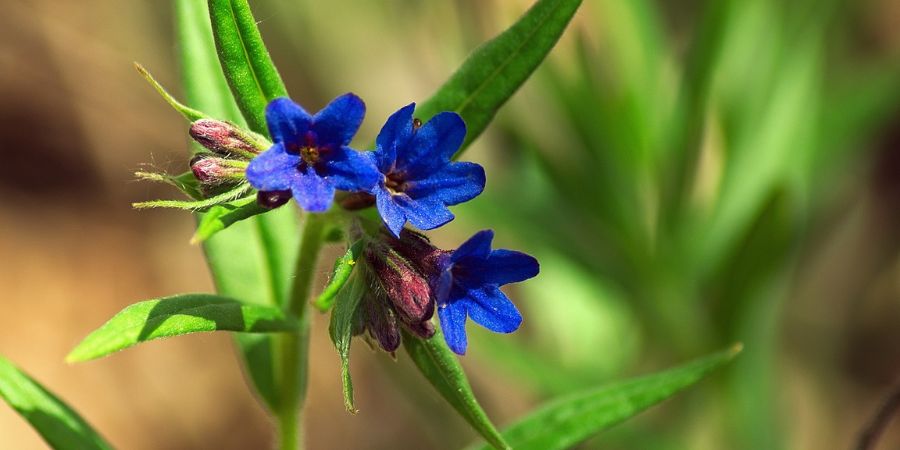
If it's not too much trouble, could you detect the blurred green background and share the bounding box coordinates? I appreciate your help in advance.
[1,0,899,448]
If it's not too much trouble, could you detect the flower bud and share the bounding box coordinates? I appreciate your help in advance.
[257,190,292,209]
[365,243,435,330]
[356,293,401,353]
[189,155,245,184]
[189,119,266,159]
[383,229,448,282]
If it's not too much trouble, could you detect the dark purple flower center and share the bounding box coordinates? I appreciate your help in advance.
[385,171,409,194]
[284,132,333,174]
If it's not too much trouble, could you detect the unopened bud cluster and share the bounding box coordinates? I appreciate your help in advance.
[354,230,444,353]
[187,119,269,192]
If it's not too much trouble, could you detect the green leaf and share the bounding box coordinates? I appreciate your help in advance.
[403,329,510,450]
[207,0,288,134]
[314,240,365,313]
[67,294,298,363]
[135,62,207,122]
[191,195,269,243]
[416,0,582,153]
[135,170,204,201]
[177,0,300,412]
[327,273,367,413]
[0,355,112,450]
[468,344,742,450]
[132,183,251,211]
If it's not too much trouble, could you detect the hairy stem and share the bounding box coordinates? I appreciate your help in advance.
[276,213,326,450]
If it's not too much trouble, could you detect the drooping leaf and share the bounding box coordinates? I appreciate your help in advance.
[207,0,288,134]
[177,0,300,412]
[191,195,269,243]
[403,329,510,450]
[0,356,112,450]
[468,344,742,450]
[416,0,582,153]
[67,294,298,363]
[314,240,365,313]
[327,273,367,413]
[135,62,207,122]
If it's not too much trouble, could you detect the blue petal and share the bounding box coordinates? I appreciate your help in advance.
[438,299,469,355]
[322,145,380,192]
[290,168,335,212]
[465,286,522,333]
[451,230,494,263]
[405,161,485,206]
[312,93,365,147]
[435,264,454,305]
[266,98,312,146]
[374,103,416,172]
[468,249,540,286]
[399,112,466,176]
[374,187,407,237]
[394,195,455,231]
[245,144,301,191]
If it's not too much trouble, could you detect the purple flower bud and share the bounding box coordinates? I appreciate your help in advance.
[356,293,401,353]
[365,241,435,332]
[383,230,448,283]
[257,190,292,209]
[189,155,245,184]
[189,119,265,159]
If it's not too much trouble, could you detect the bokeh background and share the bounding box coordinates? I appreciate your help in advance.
[1,0,899,448]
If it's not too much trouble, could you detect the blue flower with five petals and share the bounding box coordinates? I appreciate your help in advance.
[435,230,539,355]
[246,94,379,212]
[368,103,486,237]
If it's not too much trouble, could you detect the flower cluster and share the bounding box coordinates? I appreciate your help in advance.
[355,229,538,354]
[239,94,538,355]
[245,95,485,237]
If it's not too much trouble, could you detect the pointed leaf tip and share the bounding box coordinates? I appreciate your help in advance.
[135,61,208,122]
[67,294,298,363]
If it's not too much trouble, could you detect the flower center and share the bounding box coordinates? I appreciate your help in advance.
[286,141,322,166]
[385,172,408,194]
[300,146,320,165]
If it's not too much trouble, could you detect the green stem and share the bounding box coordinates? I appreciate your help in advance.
[276,213,326,450]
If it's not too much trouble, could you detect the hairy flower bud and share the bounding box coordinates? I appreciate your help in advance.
[189,155,245,184]
[383,230,448,282]
[355,293,401,353]
[189,119,266,159]
[365,240,435,339]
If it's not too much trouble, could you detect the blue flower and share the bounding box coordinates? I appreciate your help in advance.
[368,103,486,237]
[246,95,379,212]
[435,230,539,355]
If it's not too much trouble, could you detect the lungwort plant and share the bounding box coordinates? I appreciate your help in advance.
[0,1,742,448]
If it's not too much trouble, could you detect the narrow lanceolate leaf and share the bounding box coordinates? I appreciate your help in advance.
[178,0,300,412]
[0,355,112,450]
[67,294,298,363]
[208,0,288,134]
[416,0,582,153]
[132,183,251,211]
[469,344,743,450]
[135,170,204,201]
[135,62,207,122]
[314,240,366,312]
[403,329,510,450]
[191,195,269,243]
[327,274,367,413]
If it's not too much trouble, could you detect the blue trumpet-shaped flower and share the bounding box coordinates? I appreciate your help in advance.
[435,230,539,355]
[368,103,485,237]
[246,95,379,212]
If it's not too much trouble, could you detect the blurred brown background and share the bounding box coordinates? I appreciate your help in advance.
[1,0,900,449]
